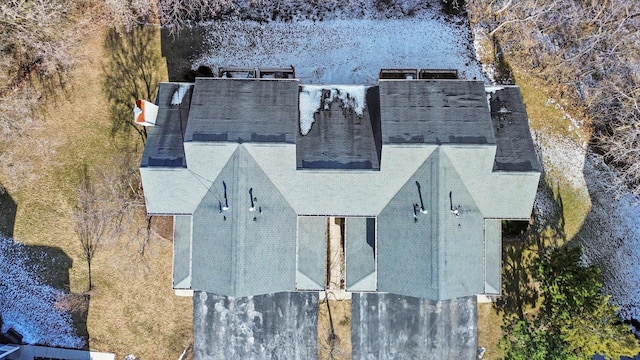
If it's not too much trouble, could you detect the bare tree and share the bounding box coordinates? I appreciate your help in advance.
[0,0,84,97]
[468,0,640,194]
[102,25,164,143]
[73,165,110,291]
[101,0,157,32]
[156,0,235,34]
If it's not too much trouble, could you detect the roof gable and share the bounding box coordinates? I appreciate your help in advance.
[191,145,297,297]
[377,150,441,299]
[377,147,485,299]
[442,145,540,219]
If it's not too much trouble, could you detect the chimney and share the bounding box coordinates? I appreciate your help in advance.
[133,99,159,126]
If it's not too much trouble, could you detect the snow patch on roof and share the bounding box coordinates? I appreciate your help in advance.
[485,86,506,108]
[484,85,505,93]
[299,85,366,135]
[171,84,192,106]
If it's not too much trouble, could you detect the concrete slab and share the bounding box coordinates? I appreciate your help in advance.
[193,291,319,360]
[351,293,477,360]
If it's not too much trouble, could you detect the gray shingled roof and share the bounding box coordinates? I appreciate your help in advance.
[379,80,496,145]
[140,167,209,214]
[376,147,485,299]
[141,78,540,300]
[141,83,192,168]
[484,219,502,294]
[173,215,192,289]
[190,145,297,297]
[296,87,382,170]
[244,143,439,216]
[345,217,376,291]
[186,78,299,143]
[296,216,327,290]
[489,86,541,172]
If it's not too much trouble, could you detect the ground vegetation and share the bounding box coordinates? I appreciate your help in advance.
[501,246,639,359]
[0,0,191,357]
[468,2,640,357]
[468,0,640,195]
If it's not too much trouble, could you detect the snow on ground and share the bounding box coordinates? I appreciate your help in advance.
[0,237,84,348]
[532,117,640,323]
[533,132,589,193]
[575,154,640,322]
[193,16,486,84]
[544,97,586,133]
[472,27,496,83]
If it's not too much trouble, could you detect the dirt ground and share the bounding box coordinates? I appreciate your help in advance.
[318,298,352,360]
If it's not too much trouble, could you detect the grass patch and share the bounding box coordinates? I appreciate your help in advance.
[0,24,192,358]
[477,64,596,357]
[511,69,589,144]
[477,302,504,360]
[548,180,591,241]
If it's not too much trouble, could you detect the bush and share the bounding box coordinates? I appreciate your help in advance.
[442,0,465,14]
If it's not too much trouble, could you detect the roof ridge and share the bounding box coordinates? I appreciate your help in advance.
[239,145,297,212]
[436,150,484,299]
[439,145,495,218]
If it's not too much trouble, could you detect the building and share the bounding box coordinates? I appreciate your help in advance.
[139,73,540,358]
[0,344,114,360]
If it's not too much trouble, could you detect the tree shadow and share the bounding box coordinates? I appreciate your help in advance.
[102,25,163,144]
[492,39,515,85]
[20,245,90,347]
[498,175,568,320]
[160,26,208,81]
[0,183,16,239]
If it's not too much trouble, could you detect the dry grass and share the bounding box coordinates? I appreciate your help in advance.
[511,69,592,240]
[474,60,595,358]
[318,299,352,360]
[477,302,504,360]
[0,23,192,359]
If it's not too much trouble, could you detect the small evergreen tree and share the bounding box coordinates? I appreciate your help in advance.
[502,246,639,359]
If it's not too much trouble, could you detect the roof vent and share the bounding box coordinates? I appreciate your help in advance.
[419,69,458,79]
[380,69,418,80]
[258,66,296,79]
[133,99,159,126]
[449,191,461,217]
[218,67,256,78]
